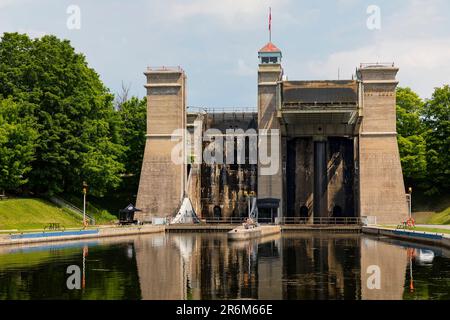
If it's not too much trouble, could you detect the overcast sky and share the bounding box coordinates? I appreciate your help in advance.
[1,0,449,108]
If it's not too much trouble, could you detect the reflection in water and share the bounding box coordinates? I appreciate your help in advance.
[0,233,450,300]
[360,237,408,300]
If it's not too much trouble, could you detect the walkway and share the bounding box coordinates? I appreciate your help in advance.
[416,224,450,230]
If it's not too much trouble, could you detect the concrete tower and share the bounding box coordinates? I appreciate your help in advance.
[357,64,409,224]
[257,42,284,218]
[136,67,187,221]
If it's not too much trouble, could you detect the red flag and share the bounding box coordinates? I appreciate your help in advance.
[269,8,272,32]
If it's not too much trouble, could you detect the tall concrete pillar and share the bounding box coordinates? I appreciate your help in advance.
[136,67,187,220]
[314,139,328,219]
[357,65,408,225]
[257,43,283,219]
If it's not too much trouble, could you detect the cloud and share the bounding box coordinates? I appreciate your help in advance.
[16,28,48,38]
[305,0,450,98]
[0,0,15,9]
[0,0,28,9]
[233,58,254,77]
[148,0,292,29]
[307,38,450,96]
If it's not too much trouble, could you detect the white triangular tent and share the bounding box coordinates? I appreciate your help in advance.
[171,197,200,224]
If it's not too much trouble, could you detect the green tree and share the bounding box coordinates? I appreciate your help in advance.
[0,33,124,196]
[396,87,427,183]
[0,99,38,191]
[117,97,147,188]
[422,85,450,194]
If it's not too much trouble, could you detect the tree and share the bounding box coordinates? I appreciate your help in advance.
[117,97,147,188]
[396,87,427,184]
[0,33,124,196]
[0,99,38,191]
[422,85,450,194]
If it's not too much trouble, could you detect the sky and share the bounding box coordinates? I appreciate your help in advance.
[1,0,450,108]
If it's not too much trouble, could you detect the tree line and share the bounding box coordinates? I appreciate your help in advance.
[396,86,449,195]
[0,33,449,198]
[0,33,145,197]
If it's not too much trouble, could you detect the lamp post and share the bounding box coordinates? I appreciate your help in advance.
[407,187,413,219]
[82,181,88,228]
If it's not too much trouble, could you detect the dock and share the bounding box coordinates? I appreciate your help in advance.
[228,225,281,241]
[0,225,165,246]
[362,226,450,249]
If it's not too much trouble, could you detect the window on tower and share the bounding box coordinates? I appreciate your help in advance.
[261,56,279,64]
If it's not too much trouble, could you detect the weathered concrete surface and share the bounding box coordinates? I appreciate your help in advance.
[327,137,355,217]
[357,66,409,225]
[136,68,187,221]
[136,58,410,227]
[288,138,313,219]
[257,63,283,218]
[286,137,355,219]
[199,112,258,219]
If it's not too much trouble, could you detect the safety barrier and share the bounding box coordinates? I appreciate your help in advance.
[278,217,362,225]
[202,217,361,225]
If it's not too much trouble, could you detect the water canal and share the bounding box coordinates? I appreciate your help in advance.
[0,232,449,300]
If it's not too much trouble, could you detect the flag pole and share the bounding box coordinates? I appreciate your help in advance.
[269,7,272,42]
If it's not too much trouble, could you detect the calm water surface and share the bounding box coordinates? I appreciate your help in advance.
[0,232,449,300]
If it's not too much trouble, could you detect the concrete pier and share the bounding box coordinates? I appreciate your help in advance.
[0,225,165,246]
[228,225,281,241]
[362,226,450,249]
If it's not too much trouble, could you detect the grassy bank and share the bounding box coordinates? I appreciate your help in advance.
[61,194,119,225]
[0,198,82,231]
[412,191,450,225]
[382,225,450,234]
[426,207,450,225]
[0,189,131,231]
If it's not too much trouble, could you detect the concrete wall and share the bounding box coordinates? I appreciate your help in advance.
[286,138,314,218]
[286,137,355,219]
[135,63,409,224]
[327,137,355,217]
[258,64,283,215]
[199,113,258,218]
[136,69,186,220]
[358,67,409,225]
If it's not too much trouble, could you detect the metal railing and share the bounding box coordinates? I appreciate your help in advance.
[202,217,275,225]
[359,62,395,68]
[279,217,362,225]
[197,217,362,225]
[146,66,184,72]
[187,106,257,114]
[49,196,96,225]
